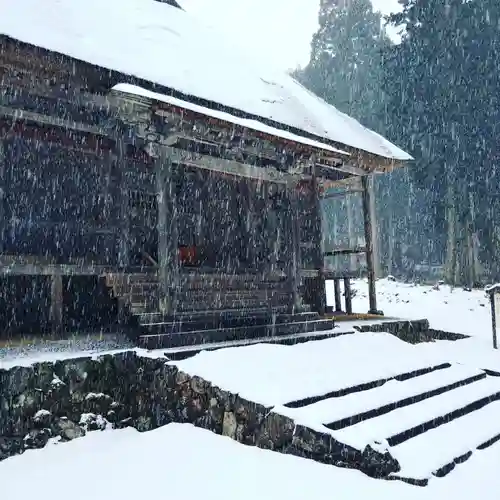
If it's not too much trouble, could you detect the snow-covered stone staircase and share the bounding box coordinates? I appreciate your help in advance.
[171,330,500,486]
[103,272,337,349]
[278,361,500,485]
[136,309,336,350]
[126,273,336,349]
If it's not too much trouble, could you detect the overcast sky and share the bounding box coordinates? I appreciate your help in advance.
[181,0,402,71]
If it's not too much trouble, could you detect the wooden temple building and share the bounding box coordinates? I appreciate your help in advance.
[0,0,411,348]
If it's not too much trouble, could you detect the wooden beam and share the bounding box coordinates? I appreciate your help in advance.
[139,96,349,161]
[306,269,359,280]
[162,146,297,185]
[0,257,143,276]
[0,105,114,138]
[157,104,407,175]
[362,175,378,314]
[323,247,367,257]
[321,189,364,199]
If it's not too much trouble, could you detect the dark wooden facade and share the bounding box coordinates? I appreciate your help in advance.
[0,35,378,342]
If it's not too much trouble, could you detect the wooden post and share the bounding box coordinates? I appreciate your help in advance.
[487,285,500,350]
[491,295,498,350]
[311,163,326,315]
[346,192,356,272]
[0,139,4,255]
[248,180,258,271]
[362,175,379,314]
[369,175,380,279]
[157,149,178,316]
[334,278,342,312]
[50,272,64,334]
[269,186,279,274]
[287,187,301,312]
[344,277,353,315]
[116,139,130,269]
[263,182,273,275]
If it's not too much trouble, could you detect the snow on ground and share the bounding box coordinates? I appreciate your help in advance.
[172,332,455,407]
[345,278,500,369]
[0,423,498,500]
[347,278,492,339]
[0,333,135,369]
[2,279,500,493]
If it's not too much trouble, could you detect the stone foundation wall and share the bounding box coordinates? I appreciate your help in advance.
[0,351,399,478]
[354,319,469,343]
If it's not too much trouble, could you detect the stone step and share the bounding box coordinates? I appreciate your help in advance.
[137,306,293,324]
[333,375,500,451]
[140,311,322,334]
[178,289,290,299]
[130,301,159,314]
[137,318,336,350]
[163,329,346,361]
[181,281,289,292]
[111,282,160,294]
[136,306,301,325]
[175,295,292,312]
[322,365,486,431]
[177,291,292,304]
[180,272,287,282]
[282,363,453,409]
[278,365,485,433]
[106,273,158,285]
[179,274,288,290]
[130,297,159,309]
[391,399,500,481]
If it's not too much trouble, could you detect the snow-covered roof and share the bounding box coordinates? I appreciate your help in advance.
[113,83,349,157]
[0,0,412,162]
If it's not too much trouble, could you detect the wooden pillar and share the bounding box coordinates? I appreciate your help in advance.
[50,272,64,333]
[269,187,279,274]
[311,164,326,315]
[0,139,4,255]
[362,174,378,314]
[287,187,301,312]
[116,140,130,269]
[245,181,257,269]
[346,193,356,272]
[369,175,381,279]
[157,150,178,316]
[263,182,273,274]
[334,278,342,312]
[344,277,353,315]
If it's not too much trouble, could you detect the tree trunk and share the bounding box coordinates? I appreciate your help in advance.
[445,180,457,285]
[468,191,481,286]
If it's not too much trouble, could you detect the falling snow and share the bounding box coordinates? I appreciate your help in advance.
[1,0,500,496]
